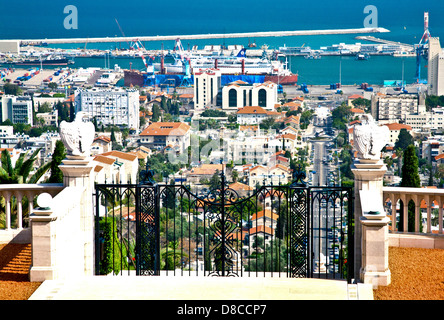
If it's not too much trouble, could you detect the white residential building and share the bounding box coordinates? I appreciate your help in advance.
[428,37,444,96]
[236,106,269,125]
[74,87,140,131]
[371,94,421,122]
[1,95,33,126]
[247,164,291,187]
[405,107,444,133]
[36,109,58,127]
[193,68,222,112]
[93,150,139,184]
[222,81,278,111]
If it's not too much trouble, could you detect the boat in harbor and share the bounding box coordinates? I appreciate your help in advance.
[154,46,292,76]
[7,55,74,66]
[355,53,370,60]
[304,52,321,59]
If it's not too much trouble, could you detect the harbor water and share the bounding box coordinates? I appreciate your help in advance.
[0,0,441,86]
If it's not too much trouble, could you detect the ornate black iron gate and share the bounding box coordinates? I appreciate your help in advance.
[94,168,353,281]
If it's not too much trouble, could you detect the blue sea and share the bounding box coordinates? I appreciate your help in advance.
[0,0,443,85]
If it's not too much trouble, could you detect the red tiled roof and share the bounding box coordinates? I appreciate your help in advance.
[140,122,190,136]
[237,106,268,114]
[349,94,364,99]
[101,150,138,162]
[249,225,274,236]
[384,123,412,131]
[251,209,279,221]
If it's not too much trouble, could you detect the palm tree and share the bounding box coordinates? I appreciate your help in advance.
[0,148,51,184]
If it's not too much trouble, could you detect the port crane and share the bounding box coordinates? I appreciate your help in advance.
[115,18,146,51]
[415,12,431,82]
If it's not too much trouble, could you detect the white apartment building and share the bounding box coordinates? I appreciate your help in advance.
[428,37,444,96]
[248,164,291,187]
[222,80,278,111]
[193,68,222,112]
[74,87,140,131]
[405,107,444,133]
[421,137,444,164]
[227,136,273,165]
[371,94,421,122]
[236,106,269,125]
[36,109,58,127]
[1,95,33,126]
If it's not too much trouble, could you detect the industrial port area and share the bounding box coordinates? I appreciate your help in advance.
[0,16,434,121]
[0,29,427,95]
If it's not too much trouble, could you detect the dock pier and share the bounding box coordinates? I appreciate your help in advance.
[17,27,389,45]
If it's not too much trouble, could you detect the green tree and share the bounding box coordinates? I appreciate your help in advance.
[425,95,444,111]
[37,102,52,113]
[47,140,66,183]
[69,103,76,122]
[331,103,351,130]
[0,148,51,184]
[3,83,22,96]
[209,170,222,190]
[400,145,420,188]
[351,98,371,112]
[259,117,275,130]
[48,82,58,90]
[152,104,161,122]
[299,110,314,129]
[400,145,421,232]
[394,129,414,151]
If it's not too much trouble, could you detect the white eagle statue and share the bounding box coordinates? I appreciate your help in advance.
[353,114,389,161]
[59,112,95,158]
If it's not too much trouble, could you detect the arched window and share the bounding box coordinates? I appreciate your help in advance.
[258,89,267,108]
[229,88,237,107]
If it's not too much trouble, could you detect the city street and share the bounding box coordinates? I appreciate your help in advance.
[308,122,346,276]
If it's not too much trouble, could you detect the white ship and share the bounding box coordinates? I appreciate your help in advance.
[154,40,291,76]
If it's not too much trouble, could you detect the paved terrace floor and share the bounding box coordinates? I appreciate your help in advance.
[29,276,373,300]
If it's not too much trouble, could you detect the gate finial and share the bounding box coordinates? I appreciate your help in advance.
[291,164,307,187]
[139,163,156,185]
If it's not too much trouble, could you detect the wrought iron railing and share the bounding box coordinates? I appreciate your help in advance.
[94,166,354,281]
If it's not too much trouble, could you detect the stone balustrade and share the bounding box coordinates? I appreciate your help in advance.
[383,186,444,235]
[0,183,64,243]
[29,186,85,282]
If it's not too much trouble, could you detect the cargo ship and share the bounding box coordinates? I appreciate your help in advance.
[153,47,293,76]
[8,55,74,66]
[124,39,298,87]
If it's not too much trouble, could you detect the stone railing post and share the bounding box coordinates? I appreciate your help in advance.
[59,157,95,276]
[29,204,57,282]
[58,112,96,276]
[359,211,391,288]
[351,114,391,287]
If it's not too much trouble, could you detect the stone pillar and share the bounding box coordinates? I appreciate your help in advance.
[29,207,57,282]
[351,159,387,282]
[351,115,391,287]
[360,215,391,288]
[59,156,95,277]
[4,192,11,230]
[16,193,23,229]
[439,198,443,235]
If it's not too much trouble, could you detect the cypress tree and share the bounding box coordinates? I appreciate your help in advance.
[400,144,421,232]
[400,145,420,188]
[47,140,67,183]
